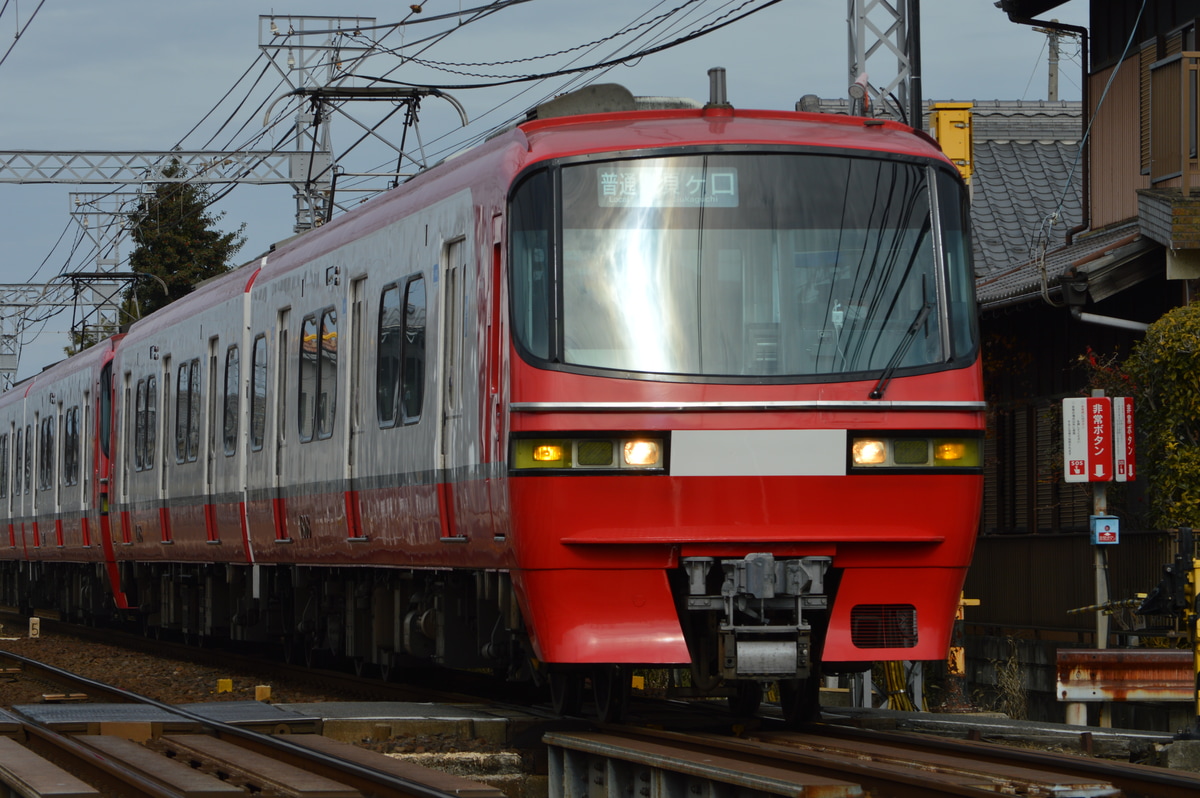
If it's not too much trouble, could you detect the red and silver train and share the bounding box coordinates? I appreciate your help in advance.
[0,81,983,721]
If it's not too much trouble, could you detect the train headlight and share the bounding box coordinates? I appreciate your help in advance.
[511,435,666,473]
[850,434,981,470]
[851,438,887,466]
[623,440,661,467]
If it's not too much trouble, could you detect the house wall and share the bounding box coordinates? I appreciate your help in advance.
[1088,59,1146,228]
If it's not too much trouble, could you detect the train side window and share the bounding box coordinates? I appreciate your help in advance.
[318,309,337,439]
[175,363,190,463]
[509,169,552,361]
[298,309,337,442]
[175,359,200,463]
[23,423,31,495]
[145,377,156,471]
[0,432,7,500]
[299,315,318,442]
[401,276,426,424]
[223,345,240,456]
[62,407,78,487]
[376,284,401,427]
[13,428,22,496]
[135,379,146,472]
[187,359,201,463]
[99,362,112,460]
[39,416,54,491]
[250,335,267,451]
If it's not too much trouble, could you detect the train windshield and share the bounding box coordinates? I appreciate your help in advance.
[510,152,975,379]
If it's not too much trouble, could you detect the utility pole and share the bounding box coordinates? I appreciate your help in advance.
[1034,20,1063,101]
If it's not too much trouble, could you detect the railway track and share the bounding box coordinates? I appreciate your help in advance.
[546,724,1200,798]
[6,611,545,708]
[7,625,1200,798]
[0,647,513,798]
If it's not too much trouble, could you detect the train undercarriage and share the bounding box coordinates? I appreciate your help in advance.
[0,552,834,723]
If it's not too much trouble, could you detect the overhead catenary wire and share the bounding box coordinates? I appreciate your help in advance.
[15,0,787,358]
[357,0,785,91]
[0,0,46,71]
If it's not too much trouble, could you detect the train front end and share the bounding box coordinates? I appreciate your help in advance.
[502,108,984,717]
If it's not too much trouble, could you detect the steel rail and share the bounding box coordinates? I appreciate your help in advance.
[562,725,1125,798]
[0,643,508,798]
[796,723,1200,798]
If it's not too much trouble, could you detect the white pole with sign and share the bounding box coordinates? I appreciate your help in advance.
[1061,392,1136,727]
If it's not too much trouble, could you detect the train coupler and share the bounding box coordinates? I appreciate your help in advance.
[682,553,831,680]
[720,629,812,679]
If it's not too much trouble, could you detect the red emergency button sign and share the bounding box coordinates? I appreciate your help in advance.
[1063,397,1112,483]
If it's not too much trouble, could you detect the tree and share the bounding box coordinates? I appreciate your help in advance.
[126,161,246,318]
[1123,302,1200,529]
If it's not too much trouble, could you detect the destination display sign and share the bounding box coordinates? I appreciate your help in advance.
[597,166,739,208]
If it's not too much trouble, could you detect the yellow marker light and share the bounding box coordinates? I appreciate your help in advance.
[934,441,966,461]
[533,444,564,462]
[623,440,660,467]
[852,438,887,466]
[934,438,980,466]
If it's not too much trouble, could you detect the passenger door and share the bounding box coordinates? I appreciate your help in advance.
[345,276,366,539]
[437,239,466,540]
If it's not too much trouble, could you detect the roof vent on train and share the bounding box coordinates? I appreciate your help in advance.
[526,83,699,121]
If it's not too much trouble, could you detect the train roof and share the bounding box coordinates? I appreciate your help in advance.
[0,333,119,406]
[118,261,261,343]
[514,106,950,166]
[257,99,951,281]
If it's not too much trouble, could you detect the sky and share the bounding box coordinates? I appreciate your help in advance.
[0,0,1088,381]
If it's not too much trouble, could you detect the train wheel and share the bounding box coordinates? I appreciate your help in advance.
[778,677,821,726]
[591,665,630,723]
[549,671,583,717]
[728,680,763,716]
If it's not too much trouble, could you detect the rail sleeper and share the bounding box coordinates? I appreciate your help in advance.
[76,734,244,798]
[0,736,100,798]
[544,731,863,798]
[284,733,508,798]
[161,734,360,798]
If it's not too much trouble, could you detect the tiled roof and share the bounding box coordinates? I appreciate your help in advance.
[972,139,1082,276]
[968,101,1083,279]
[975,221,1144,306]
[811,99,1088,305]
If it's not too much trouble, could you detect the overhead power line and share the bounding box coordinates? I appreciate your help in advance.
[358,0,785,90]
[0,0,45,70]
